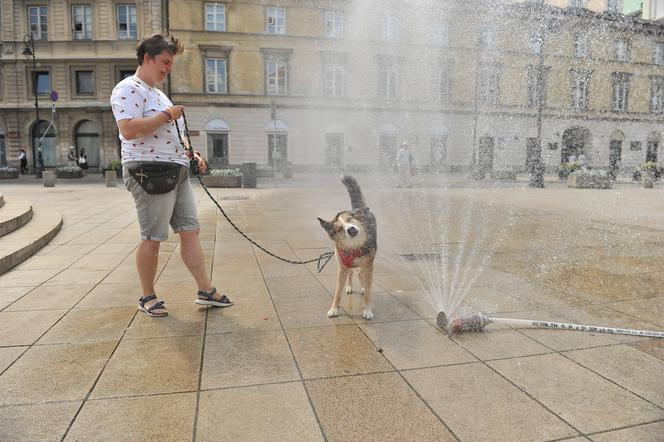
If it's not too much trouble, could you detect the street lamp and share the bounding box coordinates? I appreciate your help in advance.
[23,33,42,175]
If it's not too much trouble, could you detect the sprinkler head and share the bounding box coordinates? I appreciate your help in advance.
[437,311,492,335]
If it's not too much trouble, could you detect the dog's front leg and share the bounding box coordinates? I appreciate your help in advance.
[328,266,350,317]
[345,269,353,294]
[360,265,374,320]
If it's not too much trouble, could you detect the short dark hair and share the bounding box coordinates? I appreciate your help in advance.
[136,34,184,65]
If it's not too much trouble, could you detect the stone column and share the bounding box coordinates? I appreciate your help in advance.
[43,170,56,187]
[105,170,117,187]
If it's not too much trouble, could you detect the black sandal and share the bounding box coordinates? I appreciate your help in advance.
[138,294,168,317]
[195,287,233,307]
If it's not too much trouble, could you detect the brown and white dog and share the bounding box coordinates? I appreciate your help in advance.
[318,175,377,320]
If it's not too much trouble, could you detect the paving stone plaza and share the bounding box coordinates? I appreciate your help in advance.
[0,172,663,441]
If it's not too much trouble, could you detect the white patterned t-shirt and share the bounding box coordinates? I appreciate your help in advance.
[110,75,189,166]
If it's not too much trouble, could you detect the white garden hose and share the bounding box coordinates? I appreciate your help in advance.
[436,311,664,338]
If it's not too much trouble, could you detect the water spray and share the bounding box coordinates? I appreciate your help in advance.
[436,311,664,338]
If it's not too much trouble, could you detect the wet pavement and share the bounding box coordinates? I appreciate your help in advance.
[0,172,663,441]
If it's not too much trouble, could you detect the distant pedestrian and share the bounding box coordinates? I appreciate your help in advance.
[395,142,411,188]
[78,148,88,170]
[37,148,44,173]
[18,149,28,174]
[67,147,78,167]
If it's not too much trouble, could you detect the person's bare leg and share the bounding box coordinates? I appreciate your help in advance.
[136,239,166,314]
[179,230,216,296]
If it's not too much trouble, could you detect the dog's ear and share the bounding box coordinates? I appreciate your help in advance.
[318,217,333,233]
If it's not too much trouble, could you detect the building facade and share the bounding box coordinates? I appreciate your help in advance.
[167,0,664,175]
[1,0,663,176]
[0,0,164,170]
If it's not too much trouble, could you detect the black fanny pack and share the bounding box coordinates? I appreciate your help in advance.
[127,162,182,194]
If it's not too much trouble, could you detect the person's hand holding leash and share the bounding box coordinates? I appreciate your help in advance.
[168,105,184,120]
[192,151,206,174]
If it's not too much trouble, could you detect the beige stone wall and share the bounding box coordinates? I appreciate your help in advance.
[166,0,664,171]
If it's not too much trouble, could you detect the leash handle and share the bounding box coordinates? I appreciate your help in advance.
[173,111,198,176]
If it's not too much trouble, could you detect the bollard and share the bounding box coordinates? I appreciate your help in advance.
[43,170,56,187]
[241,162,257,188]
[105,170,117,187]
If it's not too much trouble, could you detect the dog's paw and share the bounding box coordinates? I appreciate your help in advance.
[360,287,365,295]
[327,307,340,318]
[362,309,374,320]
[345,285,352,294]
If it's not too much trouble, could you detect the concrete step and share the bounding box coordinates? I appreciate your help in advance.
[0,207,63,275]
[0,201,33,237]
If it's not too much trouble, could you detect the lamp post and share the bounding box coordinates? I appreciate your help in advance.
[22,33,42,175]
[529,6,561,188]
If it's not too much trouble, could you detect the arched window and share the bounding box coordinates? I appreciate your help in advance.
[32,120,56,167]
[75,120,99,168]
[205,119,230,166]
[266,120,288,169]
[378,123,398,170]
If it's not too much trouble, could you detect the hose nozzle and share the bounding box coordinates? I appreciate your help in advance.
[437,311,492,335]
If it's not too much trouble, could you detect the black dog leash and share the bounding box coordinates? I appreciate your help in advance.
[173,111,334,273]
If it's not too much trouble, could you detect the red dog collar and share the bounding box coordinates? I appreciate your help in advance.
[337,247,363,268]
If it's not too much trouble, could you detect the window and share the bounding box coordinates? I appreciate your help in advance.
[615,39,628,61]
[381,15,399,42]
[434,62,453,103]
[630,141,642,151]
[654,42,664,65]
[529,32,543,55]
[75,70,94,95]
[570,69,591,111]
[432,21,449,46]
[650,76,664,113]
[72,5,92,39]
[611,72,631,112]
[32,71,50,95]
[575,34,588,58]
[205,3,226,32]
[478,64,501,105]
[324,10,343,38]
[118,69,134,81]
[479,25,497,50]
[606,0,620,12]
[569,0,587,7]
[206,59,227,93]
[378,59,399,99]
[266,60,287,95]
[324,63,344,97]
[527,65,549,108]
[28,6,48,40]
[117,4,137,39]
[266,7,286,34]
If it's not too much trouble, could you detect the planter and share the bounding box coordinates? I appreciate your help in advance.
[567,173,612,189]
[202,175,243,188]
[257,167,275,178]
[56,170,83,179]
[641,170,656,188]
[492,170,517,181]
[0,170,19,179]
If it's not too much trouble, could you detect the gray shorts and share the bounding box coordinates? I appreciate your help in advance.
[123,163,200,241]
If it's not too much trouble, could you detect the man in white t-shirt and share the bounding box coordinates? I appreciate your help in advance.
[110,34,232,317]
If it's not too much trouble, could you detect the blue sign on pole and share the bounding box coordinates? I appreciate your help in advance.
[50,90,58,102]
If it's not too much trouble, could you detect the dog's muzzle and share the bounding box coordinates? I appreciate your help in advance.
[346,225,359,237]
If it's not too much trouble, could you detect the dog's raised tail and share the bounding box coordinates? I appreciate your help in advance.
[342,175,365,210]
